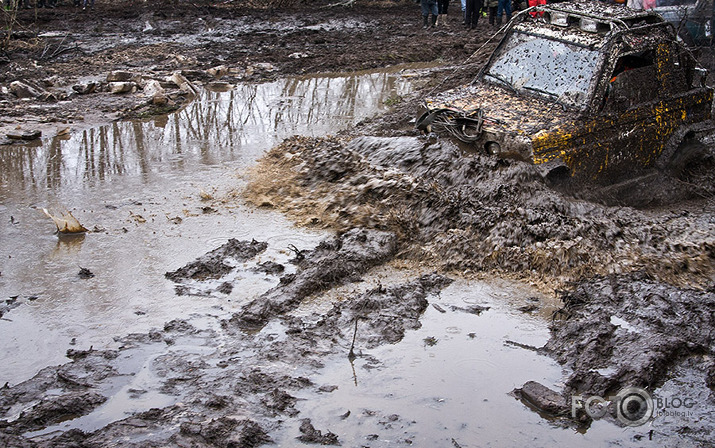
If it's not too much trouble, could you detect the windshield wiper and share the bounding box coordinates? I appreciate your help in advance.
[484,73,518,94]
[523,85,558,99]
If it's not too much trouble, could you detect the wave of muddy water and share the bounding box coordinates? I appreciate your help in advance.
[0,65,713,447]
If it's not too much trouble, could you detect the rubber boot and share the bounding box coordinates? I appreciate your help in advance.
[496,16,502,26]
[431,14,437,28]
[423,15,429,29]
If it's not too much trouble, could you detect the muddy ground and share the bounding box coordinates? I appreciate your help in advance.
[1,0,714,446]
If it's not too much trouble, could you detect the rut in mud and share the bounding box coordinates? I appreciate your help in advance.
[244,135,715,288]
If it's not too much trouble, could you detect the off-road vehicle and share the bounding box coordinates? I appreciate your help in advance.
[417,0,714,180]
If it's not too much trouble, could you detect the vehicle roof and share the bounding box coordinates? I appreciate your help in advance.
[513,1,671,49]
[546,0,659,22]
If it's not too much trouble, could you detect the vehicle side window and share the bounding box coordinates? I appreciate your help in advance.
[603,51,659,112]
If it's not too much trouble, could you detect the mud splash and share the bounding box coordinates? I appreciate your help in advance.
[244,135,715,288]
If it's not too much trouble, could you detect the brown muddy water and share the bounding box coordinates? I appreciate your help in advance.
[0,67,689,446]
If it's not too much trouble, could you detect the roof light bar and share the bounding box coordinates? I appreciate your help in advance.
[550,12,568,27]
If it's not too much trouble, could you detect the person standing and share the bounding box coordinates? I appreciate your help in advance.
[465,0,483,29]
[496,0,511,26]
[487,0,499,26]
[421,0,439,29]
[437,0,450,26]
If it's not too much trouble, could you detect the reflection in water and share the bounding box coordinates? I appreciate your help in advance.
[52,233,86,258]
[0,67,418,386]
[0,70,413,201]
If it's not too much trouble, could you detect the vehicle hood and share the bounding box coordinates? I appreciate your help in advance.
[424,81,577,136]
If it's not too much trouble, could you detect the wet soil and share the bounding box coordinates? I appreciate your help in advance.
[2,0,715,446]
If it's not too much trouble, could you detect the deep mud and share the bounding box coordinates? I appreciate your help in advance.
[244,135,715,288]
[2,0,715,445]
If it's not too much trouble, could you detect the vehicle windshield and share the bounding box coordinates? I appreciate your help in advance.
[484,31,601,109]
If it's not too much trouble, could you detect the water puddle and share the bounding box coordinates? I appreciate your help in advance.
[0,66,418,386]
[274,277,652,446]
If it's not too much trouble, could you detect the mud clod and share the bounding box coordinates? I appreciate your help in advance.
[165,239,268,282]
[513,381,569,416]
[297,419,340,446]
[232,228,397,329]
[545,272,715,399]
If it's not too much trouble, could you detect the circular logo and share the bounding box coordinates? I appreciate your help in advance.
[615,387,653,426]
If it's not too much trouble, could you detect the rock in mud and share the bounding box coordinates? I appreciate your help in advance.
[9,81,45,99]
[165,238,268,294]
[512,381,569,416]
[231,228,397,329]
[72,82,97,95]
[108,82,137,94]
[142,79,167,105]
[106,71,141,83]
[6,130,41,141]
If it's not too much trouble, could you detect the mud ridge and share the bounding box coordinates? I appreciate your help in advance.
[244,135,715,288]
[230,228,398,329]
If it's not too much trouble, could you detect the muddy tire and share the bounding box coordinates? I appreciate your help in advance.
[664,137,711,178]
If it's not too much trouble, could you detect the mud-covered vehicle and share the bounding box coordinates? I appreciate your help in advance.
[417,1,714,180]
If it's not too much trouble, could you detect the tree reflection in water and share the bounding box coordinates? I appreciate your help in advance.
[0,68,414,200]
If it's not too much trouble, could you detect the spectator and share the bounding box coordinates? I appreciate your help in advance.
[437,0,450,26]
[421,0,439,28]
[487,0,499,26]
[496,0,512,26]
[465,0,483,29]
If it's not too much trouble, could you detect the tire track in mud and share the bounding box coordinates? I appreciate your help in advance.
[243,134,715,288]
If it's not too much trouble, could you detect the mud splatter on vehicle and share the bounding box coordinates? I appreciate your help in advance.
[417,1,714,181]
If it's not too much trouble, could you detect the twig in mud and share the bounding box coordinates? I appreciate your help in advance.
[504,339,540,352]
[287,244,305,261]
[323,0,355,7]
[378,313,419,320]
[348,316,359,360]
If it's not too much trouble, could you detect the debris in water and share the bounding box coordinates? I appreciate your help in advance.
[423,336,438,346]
[78,267,95,279]
[42,208,88,234]
[297,419,340,446]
